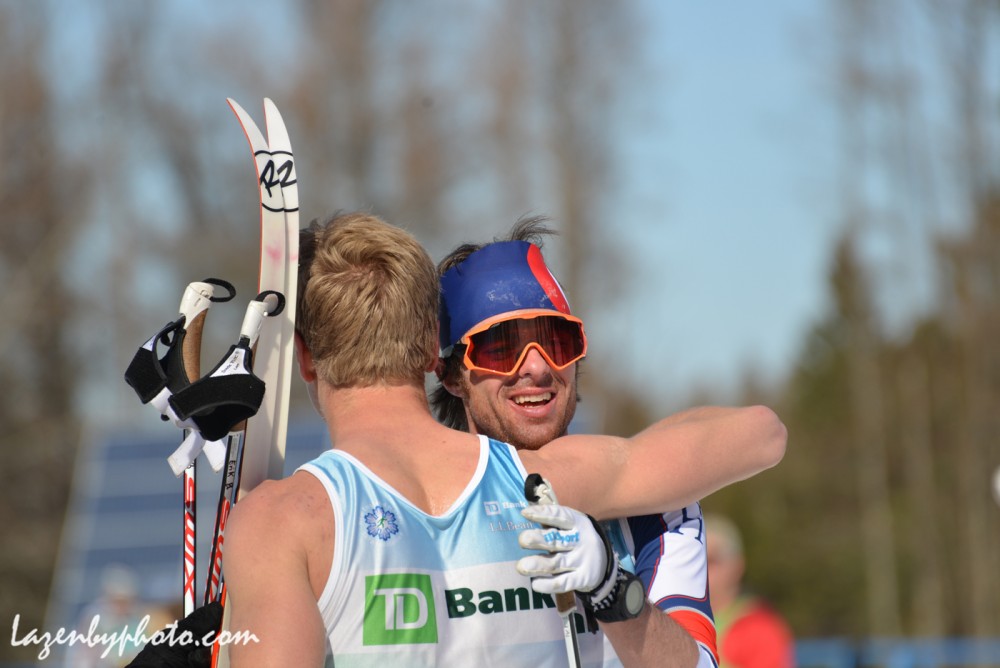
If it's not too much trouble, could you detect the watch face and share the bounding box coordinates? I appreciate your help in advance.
[624,577,645,616]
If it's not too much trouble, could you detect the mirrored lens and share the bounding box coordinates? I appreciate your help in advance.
[466,316,585,373]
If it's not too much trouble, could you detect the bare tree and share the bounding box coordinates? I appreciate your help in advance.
[939,191,1000,634]
[826,0,1000,636]
[925,0,1000,636]
[0,3,86,651]
[832,237,903,635]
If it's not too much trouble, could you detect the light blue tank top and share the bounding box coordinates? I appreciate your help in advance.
[298,435,572,667]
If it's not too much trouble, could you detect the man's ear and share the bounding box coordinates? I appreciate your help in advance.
[440,365,466,399]
[294,332,317,382]
[425,326,441,373]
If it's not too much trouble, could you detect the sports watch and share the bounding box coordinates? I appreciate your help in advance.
[591,569,645,623]
[581,514,646,624]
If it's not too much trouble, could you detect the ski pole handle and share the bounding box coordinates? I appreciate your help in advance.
[524,474,577,615]
[239,290,286,348]
[178,283,213,379]
[524,473,582,668]
[178,278,236,378]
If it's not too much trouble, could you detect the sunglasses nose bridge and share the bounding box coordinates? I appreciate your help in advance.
[515,341,560,374]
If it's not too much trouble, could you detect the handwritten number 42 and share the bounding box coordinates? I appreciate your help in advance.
[259,159,295,197]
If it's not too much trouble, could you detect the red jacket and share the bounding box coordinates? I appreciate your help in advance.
[717,596,795,668]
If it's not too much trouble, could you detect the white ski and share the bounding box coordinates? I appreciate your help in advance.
[227,97,299,496]
[211,98,300,668]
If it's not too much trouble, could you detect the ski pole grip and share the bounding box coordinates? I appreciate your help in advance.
[523,473,577,616]
[239,291,286,346]
[179,278,237,380]
[178,281,219,380]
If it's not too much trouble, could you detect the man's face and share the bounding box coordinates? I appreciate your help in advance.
[456,345,578,451]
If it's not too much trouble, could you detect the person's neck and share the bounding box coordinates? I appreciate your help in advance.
[320,381,439,446]
[711,585,741,613]
[317,379,480,516]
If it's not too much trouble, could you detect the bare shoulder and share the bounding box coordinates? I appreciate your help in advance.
[226,473,331,564]
[223,475,332,664]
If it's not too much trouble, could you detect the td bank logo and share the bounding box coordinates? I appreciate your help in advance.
[364,573,438,646]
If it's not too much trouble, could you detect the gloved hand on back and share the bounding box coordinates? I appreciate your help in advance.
[516,487,646,624]
[516,502,617,601]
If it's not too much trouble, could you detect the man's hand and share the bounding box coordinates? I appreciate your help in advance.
[516,502,615,599]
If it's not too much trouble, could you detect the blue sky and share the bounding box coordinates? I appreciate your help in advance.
[585,1,843,402]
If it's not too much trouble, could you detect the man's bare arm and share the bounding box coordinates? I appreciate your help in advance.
[523,405,787,519]
[223,479,328,667]
[601,604,700,668]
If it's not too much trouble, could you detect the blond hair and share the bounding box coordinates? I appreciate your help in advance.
[297,212,438,387]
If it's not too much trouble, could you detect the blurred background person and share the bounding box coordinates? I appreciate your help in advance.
[65,563,150,668]
[706,514,795,668]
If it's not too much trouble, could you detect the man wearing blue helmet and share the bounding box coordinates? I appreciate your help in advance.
[433,218,719,668]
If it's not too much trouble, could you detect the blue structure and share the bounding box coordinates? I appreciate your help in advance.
[798,638,1000,667]
[44,419,330,640]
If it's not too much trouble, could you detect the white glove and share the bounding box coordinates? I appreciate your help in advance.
[516,502,617,599]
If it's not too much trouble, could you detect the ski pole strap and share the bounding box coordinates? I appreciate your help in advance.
[124,278,236,403]
[168,344,266,441]
[168,432,228,477]
[162,291,285,473]
[124,319,186,404]
[169,290,285,441]
[125,283,282,475]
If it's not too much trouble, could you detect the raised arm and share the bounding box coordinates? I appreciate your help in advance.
[522,405,786,519]
[222,478,329,667]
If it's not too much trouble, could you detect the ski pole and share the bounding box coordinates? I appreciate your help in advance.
[177,280,236,617]
[204,291,285,605]
[524,473,582,668]
[167,281,215,617]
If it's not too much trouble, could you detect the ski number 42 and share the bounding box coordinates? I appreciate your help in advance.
[255,152,296,212]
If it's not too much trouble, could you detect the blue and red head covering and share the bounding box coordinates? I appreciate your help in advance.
[439,240,573,354]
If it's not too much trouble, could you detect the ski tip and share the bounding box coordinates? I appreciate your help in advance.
[263,98,284,122]
[226,98,249,118]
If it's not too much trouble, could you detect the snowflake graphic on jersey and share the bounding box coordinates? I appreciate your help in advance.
[364,505,399,541]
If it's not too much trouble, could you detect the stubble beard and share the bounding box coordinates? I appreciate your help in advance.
[470,393,577,452]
